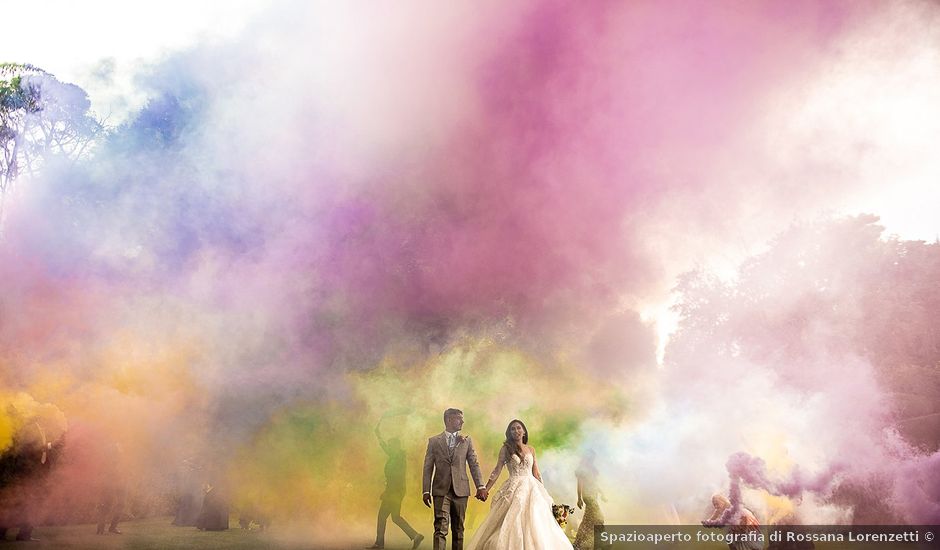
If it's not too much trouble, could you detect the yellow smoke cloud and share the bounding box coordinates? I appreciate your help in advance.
[0,391,68,454]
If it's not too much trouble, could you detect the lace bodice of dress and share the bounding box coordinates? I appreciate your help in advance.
[488,446,535,484]
[507,452,534,477]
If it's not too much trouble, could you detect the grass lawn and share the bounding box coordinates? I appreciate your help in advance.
[0,516,424,549]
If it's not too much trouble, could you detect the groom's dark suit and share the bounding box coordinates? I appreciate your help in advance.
[422,432,484,550]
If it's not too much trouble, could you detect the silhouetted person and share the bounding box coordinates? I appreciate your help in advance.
[96,442,127,535]
[196,467,230,531]
[574,449,607,550]
[0,422,55,542]
[368,418,423,549]
[702,493,762,550]
[172,456,204,527]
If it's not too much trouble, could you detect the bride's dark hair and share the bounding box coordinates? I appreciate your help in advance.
[503,419,529,461]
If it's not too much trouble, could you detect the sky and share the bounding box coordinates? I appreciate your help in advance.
[2,0,268,121]
[2,0,939,538]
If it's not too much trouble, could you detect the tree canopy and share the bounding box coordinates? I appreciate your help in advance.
[669,215,940,449]
[0,63,103,226]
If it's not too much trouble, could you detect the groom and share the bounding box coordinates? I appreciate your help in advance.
[422,408,487,550]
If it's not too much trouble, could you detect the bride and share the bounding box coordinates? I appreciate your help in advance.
[466,419,573,549]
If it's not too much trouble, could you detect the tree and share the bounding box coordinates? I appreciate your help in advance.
[666,216,940,522]
[0,63,104,229]
[668,215,940,447]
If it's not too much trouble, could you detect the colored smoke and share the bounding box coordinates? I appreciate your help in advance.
[1,0,940,538]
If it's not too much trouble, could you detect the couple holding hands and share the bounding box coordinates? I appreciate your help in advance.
[422,408,572,550]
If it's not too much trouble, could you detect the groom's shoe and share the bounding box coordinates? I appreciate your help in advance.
[412,533,425,549]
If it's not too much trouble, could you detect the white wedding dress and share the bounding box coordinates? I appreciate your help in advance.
[466,448,573,550]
